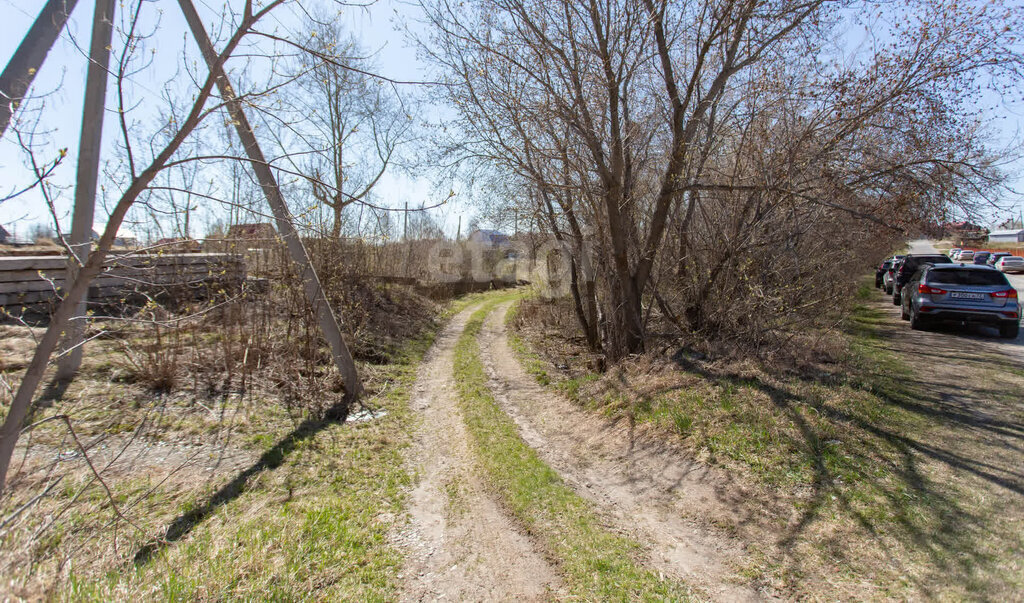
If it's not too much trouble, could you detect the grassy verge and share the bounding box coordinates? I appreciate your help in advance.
[504,292,1024,596]
[505,298,601,400]
[454,295,691,600]
[503,298,553,385]
[30,299,470,601]
[508,295,923,492]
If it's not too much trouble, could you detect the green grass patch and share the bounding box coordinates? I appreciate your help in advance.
[62,305,459,601]
[454,297,691,600]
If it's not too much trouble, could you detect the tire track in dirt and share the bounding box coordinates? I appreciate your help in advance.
[395,305,563,602]
[479,302,774,602]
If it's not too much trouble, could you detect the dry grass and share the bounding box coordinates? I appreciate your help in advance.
[0,281,446,599]
[508,291,1024,599]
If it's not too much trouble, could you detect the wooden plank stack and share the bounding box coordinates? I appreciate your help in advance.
[0,253,245,311]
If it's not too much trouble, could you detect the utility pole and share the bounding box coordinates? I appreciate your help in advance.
[0,0,80,139]
[456,215,461,241]
[177,0,363,404]
[56,0,116,381]
[403,201,410,277]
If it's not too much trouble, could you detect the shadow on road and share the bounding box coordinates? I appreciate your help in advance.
[668,295,1023,595]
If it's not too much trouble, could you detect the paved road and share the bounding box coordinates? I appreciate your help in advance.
[903,240,1023,350]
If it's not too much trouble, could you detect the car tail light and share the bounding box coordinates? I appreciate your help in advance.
[991,289,1018,299]
[918,284,946,295]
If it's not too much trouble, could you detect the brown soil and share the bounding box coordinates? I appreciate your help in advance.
[479,302,778,601]
[394,305,564,602]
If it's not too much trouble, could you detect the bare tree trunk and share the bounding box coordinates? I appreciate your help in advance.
[538,190,600,352]
[563,205,601,352]
[331,201,342,239]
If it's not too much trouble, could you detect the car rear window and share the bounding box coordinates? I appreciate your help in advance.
[903,256,952,271]
[928,269,1009,286]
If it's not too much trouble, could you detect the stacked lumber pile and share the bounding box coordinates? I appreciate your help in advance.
[0,253,245,311]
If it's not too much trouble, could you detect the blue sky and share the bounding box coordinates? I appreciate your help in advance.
[0,0,458,240]
[1,0,1022,241]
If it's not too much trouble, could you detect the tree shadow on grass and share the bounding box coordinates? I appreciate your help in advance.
[132,404,348,565]
[673,351,1020,595]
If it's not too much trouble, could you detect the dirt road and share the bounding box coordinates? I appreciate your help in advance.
[397,278,1023,600]
[477,302,773,601]
[396,305,563,602]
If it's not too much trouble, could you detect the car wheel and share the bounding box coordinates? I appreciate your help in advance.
[910,307,928,331]
[900,304,909,321]
[1000,323,1020,339]
[892,291,901,306]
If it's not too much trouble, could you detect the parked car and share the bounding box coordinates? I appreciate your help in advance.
[973,251,991,265]
[884,258,903,294]
[948,248,962,258]
[892,254,953,305]
[987,251,1011,266]
[900,264,1020,338]
[995,256,1024,274]
[957,250,975,262]
[875,259,893,288]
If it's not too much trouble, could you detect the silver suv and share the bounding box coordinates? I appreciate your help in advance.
[900,264,1020,339]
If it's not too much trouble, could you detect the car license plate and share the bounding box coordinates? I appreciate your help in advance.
[949,292,985,300]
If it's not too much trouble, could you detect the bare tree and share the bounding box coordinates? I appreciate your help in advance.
[296,20,410,239]
[421,0,1022,358]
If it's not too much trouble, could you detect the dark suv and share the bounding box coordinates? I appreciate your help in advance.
[891,254,953,305]
[900,264,1020,338]
[875,259,893,288]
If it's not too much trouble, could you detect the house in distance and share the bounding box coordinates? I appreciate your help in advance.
[226,223,278,248]
[467,229,511,248]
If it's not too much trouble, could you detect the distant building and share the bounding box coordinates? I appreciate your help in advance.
[0,225,9,244]
[945,221,988,247]
[467,229,511,247]
[947,220,984,232]
[989,229,1024,244]
[227,223,277,240]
